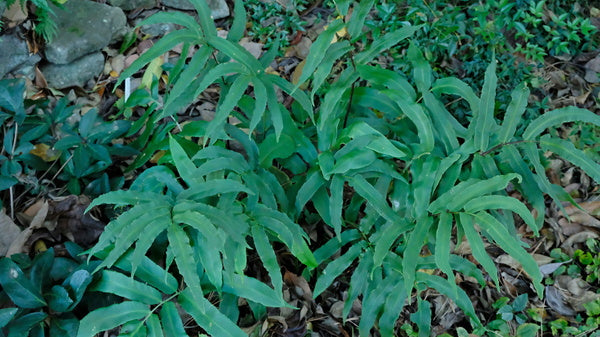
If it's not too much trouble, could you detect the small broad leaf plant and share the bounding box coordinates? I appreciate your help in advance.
[79,0,600,336]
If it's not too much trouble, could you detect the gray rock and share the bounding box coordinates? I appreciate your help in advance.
[11,54,42,80]
[0,2,6,16]
[161,0,229,19]
[108,0,155,11]
[41,52,105,89]
[45,0,126,64]
[0,34,40,79]
[139,21,177,36]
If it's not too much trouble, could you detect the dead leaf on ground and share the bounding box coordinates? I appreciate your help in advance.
[3,1,27,27]
[562,201,600,228]
[7,200,49,256]
[284,270,313,302]
[0,209,22,256]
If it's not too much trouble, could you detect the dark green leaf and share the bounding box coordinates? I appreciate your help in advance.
[160,302,187,337]
[178,288,246,337]
[313,243,363,297]
[92,270,162,305]
[76,301,149,337]
[0,258,46,309]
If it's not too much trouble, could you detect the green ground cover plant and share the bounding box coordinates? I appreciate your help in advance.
[71,0,600,336]
[0,0,599,336]
[0,78,132,212]
[0,0,64,42]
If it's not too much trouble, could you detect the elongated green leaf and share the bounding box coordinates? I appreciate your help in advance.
[86,190,169,211]
[464,195,538,235]
[137,11,201,33]
[346,121,409,158]
[472,211,543,296]
[497,82,529,144]
[393,95,434,153]
[475,60,498,152]
[416,272,481,326]
[431,77,480,113]
[313,243,363,297]
[329,175,344,238]
[411,156,440,217]
[331,148,377,174]
[223,273,287,307]
[227,0,246,42]
[163,46,212,117]
[499,145,545,227]
[185,62,246,114]
[178,288,246,337]
[403,216,433,295]
[169,135,199,186]
[428,173,521,213]
[113,250,178,295]
[343,251,373,320]
[518,143,570,220]
[422,92,461,153]
[0,259,46,309]
[207,74,252,141]
[264,78,284,140]
[523,106,600,140]
[435,212,457,294]
[146,314,164,337]
[194,229,224,289]
[128,206,171,278]
[408,42,432,92]
[458,213,499,288]
[92,270,162,305]
[208,36,263,71]
[313,229,361,264]
[177,179,253,201]
[311,41,352,100]
[358,271,390,336]
[379,280,407,337]
[76,301,149,337]
[373,221,405,267]
[160,302,187,337]
[249,78,267,133]
[358,64,416,101]
[540,135,600,183]
[117,29,199,87]
[347,0,375,38]
[348,175,411,232]
[188,0,217,37]
[251,226,283,296]
[355,25,419,64]
[167,222,203,298]
[263,74,314,122]
[254,207,317,268]
[99,206,172,270]
[295,19,344,88]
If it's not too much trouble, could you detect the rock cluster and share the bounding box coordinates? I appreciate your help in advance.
[0,0,229,89]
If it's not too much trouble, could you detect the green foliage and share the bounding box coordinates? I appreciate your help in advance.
[245,0,306,50]
[78,0,600,336]
[0,0,64,42]
[0,78,133,207]
[0,245,95,337]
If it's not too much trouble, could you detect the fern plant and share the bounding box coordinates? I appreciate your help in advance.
[80,0,600,336]
[0,0,63,42]
[290,2,600,334]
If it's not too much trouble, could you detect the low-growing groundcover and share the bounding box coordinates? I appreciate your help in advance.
[1,0,600,336]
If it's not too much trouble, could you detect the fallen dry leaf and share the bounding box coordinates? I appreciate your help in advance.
[0,209,22,256]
